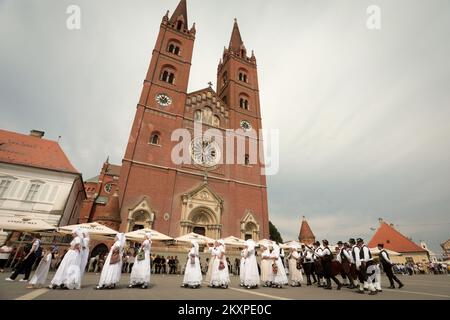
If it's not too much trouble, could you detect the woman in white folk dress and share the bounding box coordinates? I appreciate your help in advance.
[239,245,247,287]
[210,239,230,289]
[80,230,90,280]
[260,243,272,287]
[288,245,303,287]
[182,240,202,289]
[205,241,217,285]
[49,228,82,290]
[129,232,152,289]
[96,233,126,290]
[27,249,52,289]
[270,243,288,288]
[243,239,260,289]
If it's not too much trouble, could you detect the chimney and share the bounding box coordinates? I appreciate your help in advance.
[378,217,383,224]
[30,130,45,138]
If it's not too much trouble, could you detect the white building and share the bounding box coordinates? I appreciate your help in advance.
[0,129,85,242]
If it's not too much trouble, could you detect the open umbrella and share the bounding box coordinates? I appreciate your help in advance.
[280,240,302,250]
[222,236,247,247]
[57,222,117,239]
[124,228,173,241]
[257,239,275,247]
[0,216,56,232]
[174,232,215,244]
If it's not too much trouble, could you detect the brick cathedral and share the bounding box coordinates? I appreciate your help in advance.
[80,0,269,241]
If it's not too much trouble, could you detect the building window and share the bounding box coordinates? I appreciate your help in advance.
[160,67,176,84]
[239,72,248,83]
[150,132,160,145]
[176,20,183,31]
[0,179,12,198]
[244,154,250,165]
[222,72,228,86]
[222,96,227,105]
[167,42,181,55]
[24,183,41,202]
[239,97,249,110]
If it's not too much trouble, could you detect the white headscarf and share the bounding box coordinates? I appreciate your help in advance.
[116,233,126,248]
[246,239,255,251]
[191,240,199,256]
[73,227,83,239]
[218,239,225,252]
[82,230,90,240]
[145,232,152,241]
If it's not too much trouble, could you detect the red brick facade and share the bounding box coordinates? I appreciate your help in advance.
[82,0,269,240]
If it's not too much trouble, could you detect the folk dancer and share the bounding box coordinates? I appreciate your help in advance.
[377,243,404,289]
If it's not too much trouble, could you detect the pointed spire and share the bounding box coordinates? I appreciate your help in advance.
[228,18,244,53]
[169,0,188,28]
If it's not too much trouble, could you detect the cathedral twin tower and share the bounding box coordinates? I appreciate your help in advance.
[81,0,269,241]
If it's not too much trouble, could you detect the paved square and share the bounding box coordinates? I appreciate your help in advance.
[0,272,449,300]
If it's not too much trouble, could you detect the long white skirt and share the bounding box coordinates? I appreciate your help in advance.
[239,259,246,284]
[243,256,260,287]
[183,257,202,286]
[210,258,230,286]
[260,259,272,283]
[99,250,122,287]
[288,258,303,283]
[80,248,89,278]
[271,258,288,285]
[29,257,52,286]
[130,253,151,285]
[50,250,81,289]
[204,258,214,284]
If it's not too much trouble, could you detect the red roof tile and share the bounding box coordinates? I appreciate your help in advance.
[0,129,79,174]
[368,222,427,253]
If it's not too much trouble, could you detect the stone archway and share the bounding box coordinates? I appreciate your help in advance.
[181,206,221,239]
[180,183,223,239]
[126,197,155,232]
[240,211,260,240]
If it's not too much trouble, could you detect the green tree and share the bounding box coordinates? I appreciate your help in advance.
[269,221,283,243]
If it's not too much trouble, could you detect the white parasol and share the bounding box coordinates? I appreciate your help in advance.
[222,236,247,247]
[124,228,173,241]
[0,216,56,232]
[57,222,117,239]
[174,232,215,244]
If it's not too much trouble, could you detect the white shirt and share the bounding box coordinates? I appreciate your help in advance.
[381,251,391,264]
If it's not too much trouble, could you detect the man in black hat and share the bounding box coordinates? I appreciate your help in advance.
[301,244,316,286]
[336,241,355,288]
[377,243,404,289]
[314,240,342,290]
[354,238,377,295]
[312,241,324,287]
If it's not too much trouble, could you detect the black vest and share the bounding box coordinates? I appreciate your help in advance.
[379,249,390,264]
[322,247,333,262]
[359,245,372,260]
[340,249,349,263]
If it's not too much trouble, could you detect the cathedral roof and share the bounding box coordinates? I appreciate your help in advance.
[186,87,228,108]
[94,189,121,223]
[169,0,188,27]
[228,19,244,53]
[368,221,427,253]
[104,164,121,177]
[0,128,79,174]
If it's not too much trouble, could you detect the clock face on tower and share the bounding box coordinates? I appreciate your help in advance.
[189,137,221,168]
[155,93,172,107]
[240,120,252,131]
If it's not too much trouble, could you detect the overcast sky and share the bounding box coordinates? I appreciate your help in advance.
[1,0,449,254]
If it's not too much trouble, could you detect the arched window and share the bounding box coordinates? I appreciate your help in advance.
[203,107,213,125]
[160,66,176,84]
[167,40,181,55]
[244,154,250,165]
[222,72,228,86]
[150,132,160,145]
[238,70,249,83]
[176,20,183,31]
[239,97,249,110]
[222,96,227,105]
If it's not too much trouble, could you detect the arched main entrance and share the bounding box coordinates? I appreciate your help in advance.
[180,207,221,239]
